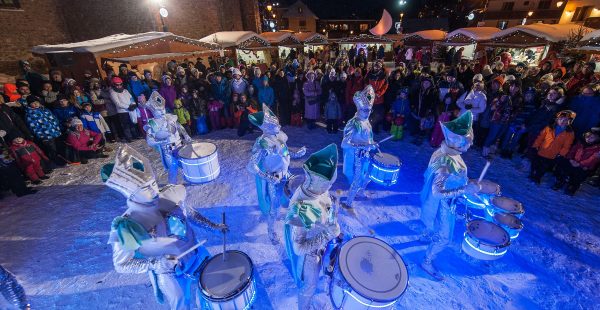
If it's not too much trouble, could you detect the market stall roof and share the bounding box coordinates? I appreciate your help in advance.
[259,32,302,47]
[578,28,600,52]
[337,34,393,44]
[401,30,447,47]
[444,27,501,45]
[294,32,328,45]
[199,31,270,50]
[102,51,214,66]
[32,32,218,54]
[487,23,594,47]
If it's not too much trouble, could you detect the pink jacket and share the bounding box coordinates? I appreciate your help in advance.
[66,129,102,151]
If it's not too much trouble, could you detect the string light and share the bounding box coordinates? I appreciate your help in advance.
[107,35,219,54]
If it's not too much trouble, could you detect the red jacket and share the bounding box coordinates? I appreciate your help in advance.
[66,129,102,151]
[567,142,600,171]
[10,140,48,167]
[345,76,366,106]
[533,126,575,159]
[365,70,388,105]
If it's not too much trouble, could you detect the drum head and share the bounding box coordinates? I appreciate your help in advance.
[373,152,400,167]
[491,197,524,214]
[338,236,408,302]
[200,251,253,300]
[478,179,500,195]
[466,220,510,247]
[284,174,304,199]
[178,143,217,159]
[493,213,523,230]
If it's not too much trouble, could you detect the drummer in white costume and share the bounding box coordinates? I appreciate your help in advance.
[341,85,378,209]
[247,104,306,244]
[284,144,341,310]
[144,91,192,184]
[420,111,481,280]
[102,145,227,310]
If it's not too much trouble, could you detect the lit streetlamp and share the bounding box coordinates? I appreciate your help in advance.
[527,11,533,17]
[556,1,564,8]
[267,4,272,11]
[399,0,407,5]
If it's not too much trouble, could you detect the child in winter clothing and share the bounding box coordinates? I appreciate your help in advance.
[391,88,411,140]
[324,90,341,133]
[190,90,208,135]
[173,99,192,135]
[70,88,90,110]
[529,110,576,184]
[207,96,223,131]
[10,136,49,184]
[52,95,79,131]
[290,89,303,127]
[65,118,107,164]
[0,143,36,196]
[552,128,600,195]
[127,72,151,100]
[80,102,110,138]
[419,109,435,142]
[135,94,153,137]
[24,96,62,164]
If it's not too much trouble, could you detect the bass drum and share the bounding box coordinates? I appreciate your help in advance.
[177,142,220,184]
[330,236,408,309]
[199,251,256,310]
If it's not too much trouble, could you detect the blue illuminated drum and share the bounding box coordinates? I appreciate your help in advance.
[463,179,500,209]
[462,220,510,260]
[177,142,220,184]
[199,250,256,310]
[330,236,408,309]
[487,196,524,220]
[369,152,401,186]
[492,213,523,240]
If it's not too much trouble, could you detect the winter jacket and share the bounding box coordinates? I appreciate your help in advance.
[365,70,388,105]
[457,90,487,121]
[568,95,600,138]
[526,100,560,135]
[303,80,322,120]
[210,78,231,106]
[136,106,153,126]
[325,98,341,120]
[80,111,110,134]
[108,88,135,114]
[26,107,61,140]
[533,125,575,159]
[174,107,191,125]
[158,84,177,111]
[128,80,151,100]
[566,142,600,170]
[208,100,223,113]
[391,98,411,117]
[258,85,275,108]
[230,78,249,95]
[0,104,33,141]
[66,129,102,151]
[10,140,48,167]
[41,90,59,107]
[413,87,438,118]
[346,76,366,106]
[52,105,79,130]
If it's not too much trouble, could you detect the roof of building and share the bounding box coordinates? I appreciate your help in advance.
[199,31,271,49]
[403,30,447,41]
[282,0,318,19]
[579,28,600,52]
[490,23,594,43]
[294,32,328,44]
[32,32,218,54]
[446,27,501,41]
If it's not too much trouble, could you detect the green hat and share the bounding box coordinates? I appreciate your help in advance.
[248,104,278,128]
[100,161,145,183]
[303,143,338,181]
[441,111,474,149]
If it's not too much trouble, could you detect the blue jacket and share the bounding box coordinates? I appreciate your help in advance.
[210,78,230,105]
[128,79,151,99]
[258,85,275,107]
[25,107,62,140]
[325,99,341,120]
[568,95,600,138]
[80,111,105,133]
[53,105,79,131]
[391,98,411,116]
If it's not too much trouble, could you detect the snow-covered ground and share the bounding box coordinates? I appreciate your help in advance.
[1,126,599,309]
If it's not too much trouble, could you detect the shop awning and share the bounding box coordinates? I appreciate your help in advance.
[402,30,447,46]
[294,32,329,45]
[102,51,214,66]
[337,34,393,44]
[260,32,303,48]
[443,27,501,45]
[578,28,600,53]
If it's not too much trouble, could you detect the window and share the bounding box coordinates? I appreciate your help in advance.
[0,0,20,9]
[497,20,509,29]
[572,6,592,22]
[360,23,369,31]
[538,1,551,9]
[501,2,514,10]
[342,24,349,30]
[299,19,306,27]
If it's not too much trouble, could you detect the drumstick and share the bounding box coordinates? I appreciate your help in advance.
[478,161,491,183]
[175,239,207,260]
[377,135,394,145]
[222,212,227,262]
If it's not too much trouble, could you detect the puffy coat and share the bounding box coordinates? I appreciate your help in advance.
[109,88,135,114]
[66,128,102,151]
[80,111,110,134]
[566,142,600,170]
[324,98,341,120]
[533,125,575,159]
[52,105,79,130]
[365,70,388,105]
[25,107,61,140]
[10,140,48,167]
[457,90,487,121]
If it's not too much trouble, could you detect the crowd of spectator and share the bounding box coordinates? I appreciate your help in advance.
[1,44,600,199]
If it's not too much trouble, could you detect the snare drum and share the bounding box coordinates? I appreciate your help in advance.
[463,179,500,208]
[369,152,402,186]
[177,142,220,184]
[487,196,525,219]
[199,251,256,310]
[330,236,408,309]
[493,213,523,240]
[462,220,510,260]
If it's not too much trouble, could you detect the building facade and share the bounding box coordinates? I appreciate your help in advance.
[558,0,600,28]
[278,0,318,33]
[481,0,565,29]
[316,19,377,39]
[0,0,259,77]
